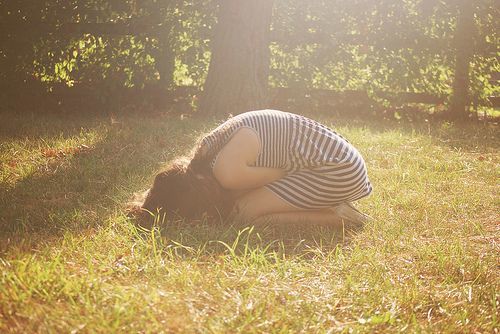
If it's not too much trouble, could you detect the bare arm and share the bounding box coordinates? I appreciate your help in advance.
[213,128,286,190]
[227,165,286,190]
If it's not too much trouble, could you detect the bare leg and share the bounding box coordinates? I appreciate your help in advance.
[251,210,344,227]
[230,187,342,226]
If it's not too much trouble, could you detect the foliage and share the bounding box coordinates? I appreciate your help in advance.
[0,0,498,109]
[0,0,215,89]
[271,0,499,104]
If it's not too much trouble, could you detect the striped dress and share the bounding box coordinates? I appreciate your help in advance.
[199,109,372,209]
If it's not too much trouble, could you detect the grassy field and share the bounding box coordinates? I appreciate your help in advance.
[0,109,498,333]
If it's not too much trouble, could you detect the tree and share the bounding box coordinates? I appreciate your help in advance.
[199,0,274,116]
[448,0,475,119]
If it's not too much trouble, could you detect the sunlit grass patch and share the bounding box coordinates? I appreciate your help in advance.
[0,110,498,333]
[0,128,104,188]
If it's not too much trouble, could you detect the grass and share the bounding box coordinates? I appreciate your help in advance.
[0,109,498,333]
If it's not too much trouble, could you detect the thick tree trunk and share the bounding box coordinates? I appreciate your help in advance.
[199,0,274,116]
[448,0,475,119]
[155,27,175,90]
[149,1,175,91]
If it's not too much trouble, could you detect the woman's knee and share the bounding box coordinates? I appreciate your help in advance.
[231,187,297,222]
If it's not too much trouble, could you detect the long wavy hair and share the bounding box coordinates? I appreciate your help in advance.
[129,141,232,227]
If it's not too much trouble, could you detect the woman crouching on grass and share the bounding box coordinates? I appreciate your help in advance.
[135,109,372,227]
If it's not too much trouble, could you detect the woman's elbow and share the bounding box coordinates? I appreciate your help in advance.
[213,168,241,190]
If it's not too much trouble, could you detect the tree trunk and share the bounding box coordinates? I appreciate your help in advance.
[155,27,175,90]
[199,0,274,116]
[448,0,475,119]
[150,1,175,91]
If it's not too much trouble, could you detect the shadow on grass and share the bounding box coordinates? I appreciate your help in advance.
[132,218,356,259]
[0,111,204,242]
[1,109,496,255]
[0,110,103,140]
[0,110,353,257]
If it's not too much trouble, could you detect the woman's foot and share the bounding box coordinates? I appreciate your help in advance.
[331,202,372,228]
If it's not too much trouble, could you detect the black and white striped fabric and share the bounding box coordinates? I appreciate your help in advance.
[200,109,372,209]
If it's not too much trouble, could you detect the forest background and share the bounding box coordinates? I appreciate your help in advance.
[1,0,498,119]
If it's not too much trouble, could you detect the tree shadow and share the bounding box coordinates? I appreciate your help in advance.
[0,110,104,140]
[0,111,206,245]
[3,108,493,257]
[135,218,358,259]
[0,110,364,257]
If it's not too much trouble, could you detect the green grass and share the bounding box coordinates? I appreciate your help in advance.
[0,110,498,333]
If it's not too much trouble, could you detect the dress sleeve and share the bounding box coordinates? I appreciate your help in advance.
[189,119,241,171]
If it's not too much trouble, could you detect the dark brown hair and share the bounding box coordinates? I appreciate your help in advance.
[128,129,235,227]
[130,157,232,227]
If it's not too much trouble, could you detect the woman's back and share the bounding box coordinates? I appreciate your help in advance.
[201,109,363,172]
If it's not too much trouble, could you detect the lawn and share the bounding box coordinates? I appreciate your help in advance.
[0,110,498,333]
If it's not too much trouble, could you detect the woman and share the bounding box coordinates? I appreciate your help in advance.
[138,109,372,226]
